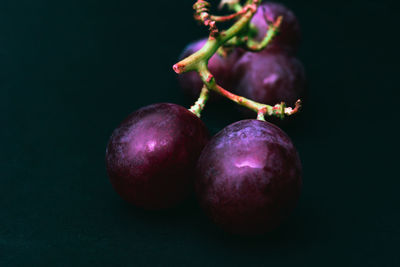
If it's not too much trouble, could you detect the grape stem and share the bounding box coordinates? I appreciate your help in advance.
[210,4,257,22]
[219,0,243,11]
[173,0,302,120]
[246,16,283,51]
[197,62,302,120]
[189,86,209,117]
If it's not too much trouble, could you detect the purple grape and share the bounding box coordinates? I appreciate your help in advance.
[196,120,302,235]
[233,51,306,111]
[106,103,209,209]
[177,38,243,99]
[250,2,301,54]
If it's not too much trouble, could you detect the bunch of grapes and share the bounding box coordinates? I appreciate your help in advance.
[179,2,305,111]
[106,0,304,236]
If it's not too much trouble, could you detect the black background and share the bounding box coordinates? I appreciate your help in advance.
[1,0,399,266]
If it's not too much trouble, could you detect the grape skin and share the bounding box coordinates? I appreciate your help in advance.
[196,120,302,235]
[233,51,306,109]
[106,103,209,209]
[250,2,301,54]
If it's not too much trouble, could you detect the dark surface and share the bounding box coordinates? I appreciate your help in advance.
[1,0,399,266]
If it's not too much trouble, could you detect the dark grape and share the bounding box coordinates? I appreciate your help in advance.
[106,103,209,209]
[196,120,302,235]
[177,38,243,100]
[233,51,306,110]
[250,2,301,54]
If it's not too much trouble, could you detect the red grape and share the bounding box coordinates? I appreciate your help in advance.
[250,2,301,54]
[106,103,209,209]
[196,119,302,235]
[233,51,306,110]
[177,38,243,99]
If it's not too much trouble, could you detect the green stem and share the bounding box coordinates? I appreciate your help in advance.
[197,62,301,120]
[173,0,260,74]
[218,0,242,12]
[246,16,283,51]
[189,85,209,117]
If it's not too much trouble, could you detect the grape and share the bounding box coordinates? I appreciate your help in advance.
[106,103,209,209]
[195,119,302,235]
[250,2,301,54]
[233,51,306,113]
[177,38,243,100]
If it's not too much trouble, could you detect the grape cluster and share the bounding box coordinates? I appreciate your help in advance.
[179,2,306,113]
[105,1,304,235]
